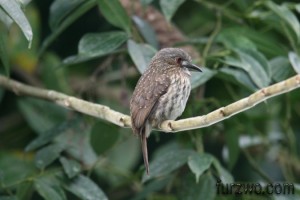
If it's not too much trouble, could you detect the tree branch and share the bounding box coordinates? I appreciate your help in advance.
[0,74,300,132]
[0,75,131,128]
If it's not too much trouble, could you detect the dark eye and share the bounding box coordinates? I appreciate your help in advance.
[176,57,182,64]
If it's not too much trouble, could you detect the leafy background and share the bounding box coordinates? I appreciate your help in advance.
[0,0,300,199]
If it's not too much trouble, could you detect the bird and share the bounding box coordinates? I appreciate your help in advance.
[130,48,202,174]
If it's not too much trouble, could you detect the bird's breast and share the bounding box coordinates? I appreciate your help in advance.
[150,72,191,126]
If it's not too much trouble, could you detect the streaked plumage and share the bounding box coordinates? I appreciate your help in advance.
[130,48,202,174]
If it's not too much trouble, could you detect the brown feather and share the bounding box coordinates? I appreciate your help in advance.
[130,72,170,131]
[140,128,149,174]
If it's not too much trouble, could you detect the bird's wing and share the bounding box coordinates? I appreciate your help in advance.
[130,72,170,131]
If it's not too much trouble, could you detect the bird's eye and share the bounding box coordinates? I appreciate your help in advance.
[176,57,182,65]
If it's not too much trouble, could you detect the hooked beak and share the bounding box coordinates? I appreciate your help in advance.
[182,61,203,72]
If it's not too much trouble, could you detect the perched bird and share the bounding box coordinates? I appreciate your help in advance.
[130,48,202,174]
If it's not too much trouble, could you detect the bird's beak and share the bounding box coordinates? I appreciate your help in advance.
[182,61,203,72]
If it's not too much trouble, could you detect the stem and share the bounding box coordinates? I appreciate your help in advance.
[0,74,300,133]
[195,0,243,24]
[202,12,222,66]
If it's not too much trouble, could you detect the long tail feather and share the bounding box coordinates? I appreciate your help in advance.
[140,132,149,175]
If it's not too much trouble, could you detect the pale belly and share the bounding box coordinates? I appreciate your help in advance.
[149,73,191,127]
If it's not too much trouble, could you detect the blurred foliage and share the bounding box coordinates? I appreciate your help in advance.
[0,0,300,199]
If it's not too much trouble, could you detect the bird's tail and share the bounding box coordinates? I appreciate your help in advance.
[140,131,149,175]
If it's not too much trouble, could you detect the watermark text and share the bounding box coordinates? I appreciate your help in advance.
[216,179,294,196]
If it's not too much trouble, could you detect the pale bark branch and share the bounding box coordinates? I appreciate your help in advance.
[0,75,131,128]
[0,74,300,132]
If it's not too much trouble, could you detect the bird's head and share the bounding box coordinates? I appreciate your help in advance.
[150,48,202,75]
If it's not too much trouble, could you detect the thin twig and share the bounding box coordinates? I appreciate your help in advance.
[0,74,131,128]
[0,74,300,133]
[195,0,243,24]
[202,12,222,65]
[160,74,300,132]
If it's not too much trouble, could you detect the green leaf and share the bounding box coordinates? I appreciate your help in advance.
[217,26,287,57]
[25,118,80,151]
[127,39,157,74]
[288,52,300,74]
[39,0,96,55]
[217,28,257,51]
[222,27,287,57]
[17,182,33,200]
[78,33,127,55]
[0,7,13,28]
[90,121,120,155]
[225,130,239,170]
[18,98,67,134]
[187,153,213,183]
[132,16,159,49]
[219,67,257,91]
[65,175,108,200]
[0,196,18,200]
[234,50,270,88]
[35,144,64,169]
[242,49,271,77]
[222,56,243,68]
[131,177,171,200]
[106,131,140,172]
[296,4,300,14]
[212,157,233,184]
[191,68,216,89]
[179,173,216,200]
[0,28,9,75]
[35,176,66,200]
[142,149,194,182]
[0,0,33,47]
[140,0,154,6]
[218,30,270,88]
[273,194,300,200]
[243,27,286,57]
[49,0,85,30]
[232,0,251,11]
[97,0,131,34]
[59,156,81,178]
[63,31,128,64]
[160,0,186,22]
[266,1,300,42]
[270,56,294,82]
[152,141,184,159]
[40,53,71,93]
[0,151,35,186]
[56,124,98,166]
